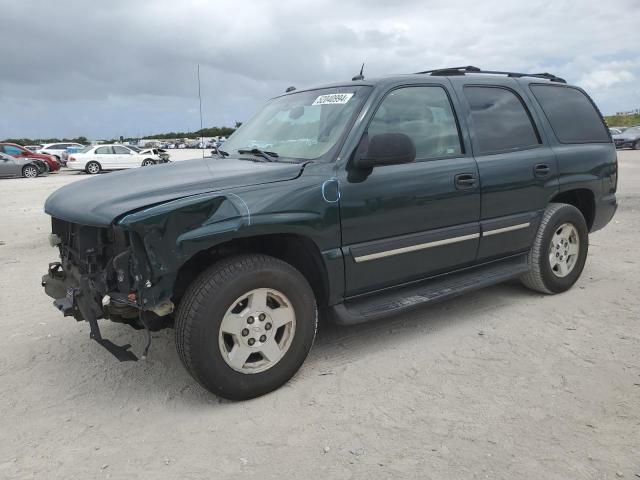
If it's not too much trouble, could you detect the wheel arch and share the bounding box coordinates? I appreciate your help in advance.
[550,188,595,231]
[172,233,331,309]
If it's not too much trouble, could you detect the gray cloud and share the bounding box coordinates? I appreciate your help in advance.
[1,0,639,138]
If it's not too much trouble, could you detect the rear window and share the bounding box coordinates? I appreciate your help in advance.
[530,85,609,143]
[464,86,540,155]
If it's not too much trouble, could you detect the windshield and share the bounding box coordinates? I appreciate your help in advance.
[625,127,640,134]
[222,86,371,161]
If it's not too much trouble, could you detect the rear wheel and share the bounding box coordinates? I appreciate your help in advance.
[634,140,640,150]
[175,254,317,400]
[141,158,155,167]
[520,203,588,294]
[85,161,101,174]
[22,165,39,178]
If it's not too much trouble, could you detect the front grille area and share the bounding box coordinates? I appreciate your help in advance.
[51,218,127,274]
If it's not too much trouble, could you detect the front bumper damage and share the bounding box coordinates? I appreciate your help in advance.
[41,220,173,361]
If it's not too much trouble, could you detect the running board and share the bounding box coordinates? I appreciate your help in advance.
[330,254,530,326]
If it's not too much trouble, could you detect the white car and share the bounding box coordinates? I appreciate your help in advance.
[67,144,161,174]
[38,142,85,161]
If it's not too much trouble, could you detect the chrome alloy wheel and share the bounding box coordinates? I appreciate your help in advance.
[549,222,580,278]
[23,165,38,178]
[218,288,296,374]
[87,162,100,174]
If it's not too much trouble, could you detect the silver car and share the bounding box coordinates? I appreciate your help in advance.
[612,126,640,149]
[0,152,44,178]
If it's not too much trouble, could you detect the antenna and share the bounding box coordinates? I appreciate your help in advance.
[197,64,204,158]
[352,63,365,81]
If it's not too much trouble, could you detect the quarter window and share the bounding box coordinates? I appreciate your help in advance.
[530,85,609,143]
[368,86,462,160]
[464,86,540,155]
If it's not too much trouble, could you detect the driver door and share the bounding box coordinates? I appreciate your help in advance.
[0,154,16,176]
[339,84,481,296]
[112,145,135,168]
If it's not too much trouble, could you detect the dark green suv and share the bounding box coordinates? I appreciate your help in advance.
[42,66,618,400]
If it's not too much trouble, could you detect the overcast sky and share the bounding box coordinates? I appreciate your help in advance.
[1,0,639,139]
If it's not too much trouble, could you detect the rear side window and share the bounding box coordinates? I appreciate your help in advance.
[530,85,609,143]
[464,86,540,155]
[368,86,462,160]
[95,146,113,154]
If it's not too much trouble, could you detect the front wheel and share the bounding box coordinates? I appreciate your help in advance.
[634,140,640,150]
[141,158,155,167]
[175,254,317,400]
[520,203,589,294]
[22,165,39,178]
[85,161,101,174]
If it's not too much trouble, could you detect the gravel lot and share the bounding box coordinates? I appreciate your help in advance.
[0,150,638,479]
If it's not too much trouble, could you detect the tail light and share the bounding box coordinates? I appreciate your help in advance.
[68,156,76,162]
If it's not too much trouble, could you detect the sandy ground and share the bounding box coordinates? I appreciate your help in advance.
[0,151,638,480]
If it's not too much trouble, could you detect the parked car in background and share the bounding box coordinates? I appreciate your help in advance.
[25,145,43,152]
[0,152,45,178]
[67,144,163,174]
[612,126,640,149]
[39,142,85,162]
[609,128,623,136]
[61,144,89,166]
[0,143,60,172]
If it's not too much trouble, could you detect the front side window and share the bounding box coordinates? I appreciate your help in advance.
[368,86,462,159]
[464,86,540,155]
[3,145,23,156]
[113,146,131,154]
[530,84,609,143]
[223,86,371,161]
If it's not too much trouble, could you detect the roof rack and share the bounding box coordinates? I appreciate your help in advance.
[414,65,567,83]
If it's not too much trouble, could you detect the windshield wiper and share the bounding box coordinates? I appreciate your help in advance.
[237,148,279,162]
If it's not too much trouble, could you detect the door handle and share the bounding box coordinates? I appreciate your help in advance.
[455,173,477,189]
[534,163,550,177]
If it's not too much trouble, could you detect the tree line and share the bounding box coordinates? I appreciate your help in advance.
[1,123,242,146]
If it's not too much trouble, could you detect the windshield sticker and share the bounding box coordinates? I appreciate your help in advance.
[312,93,354,106]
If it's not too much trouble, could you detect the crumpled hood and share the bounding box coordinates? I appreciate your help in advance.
[45,157,303,227]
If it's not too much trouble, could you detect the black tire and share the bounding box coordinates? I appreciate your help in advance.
[141,158,155,167]
[520,203,589,294]
[634,140,640,150]
[85,161,101,174]
[175,254,317,400]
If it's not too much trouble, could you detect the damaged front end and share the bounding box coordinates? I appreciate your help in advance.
[41,218,172,360]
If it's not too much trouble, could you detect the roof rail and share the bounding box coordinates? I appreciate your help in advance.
[414,66,566,84]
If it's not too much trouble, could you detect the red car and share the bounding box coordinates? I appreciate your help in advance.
[0,143,60,172]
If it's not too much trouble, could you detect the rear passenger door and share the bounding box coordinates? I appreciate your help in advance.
[450,78,559,261]
[94,146,116,168]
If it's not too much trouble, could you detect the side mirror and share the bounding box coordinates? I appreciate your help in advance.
[354,133,416,169]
